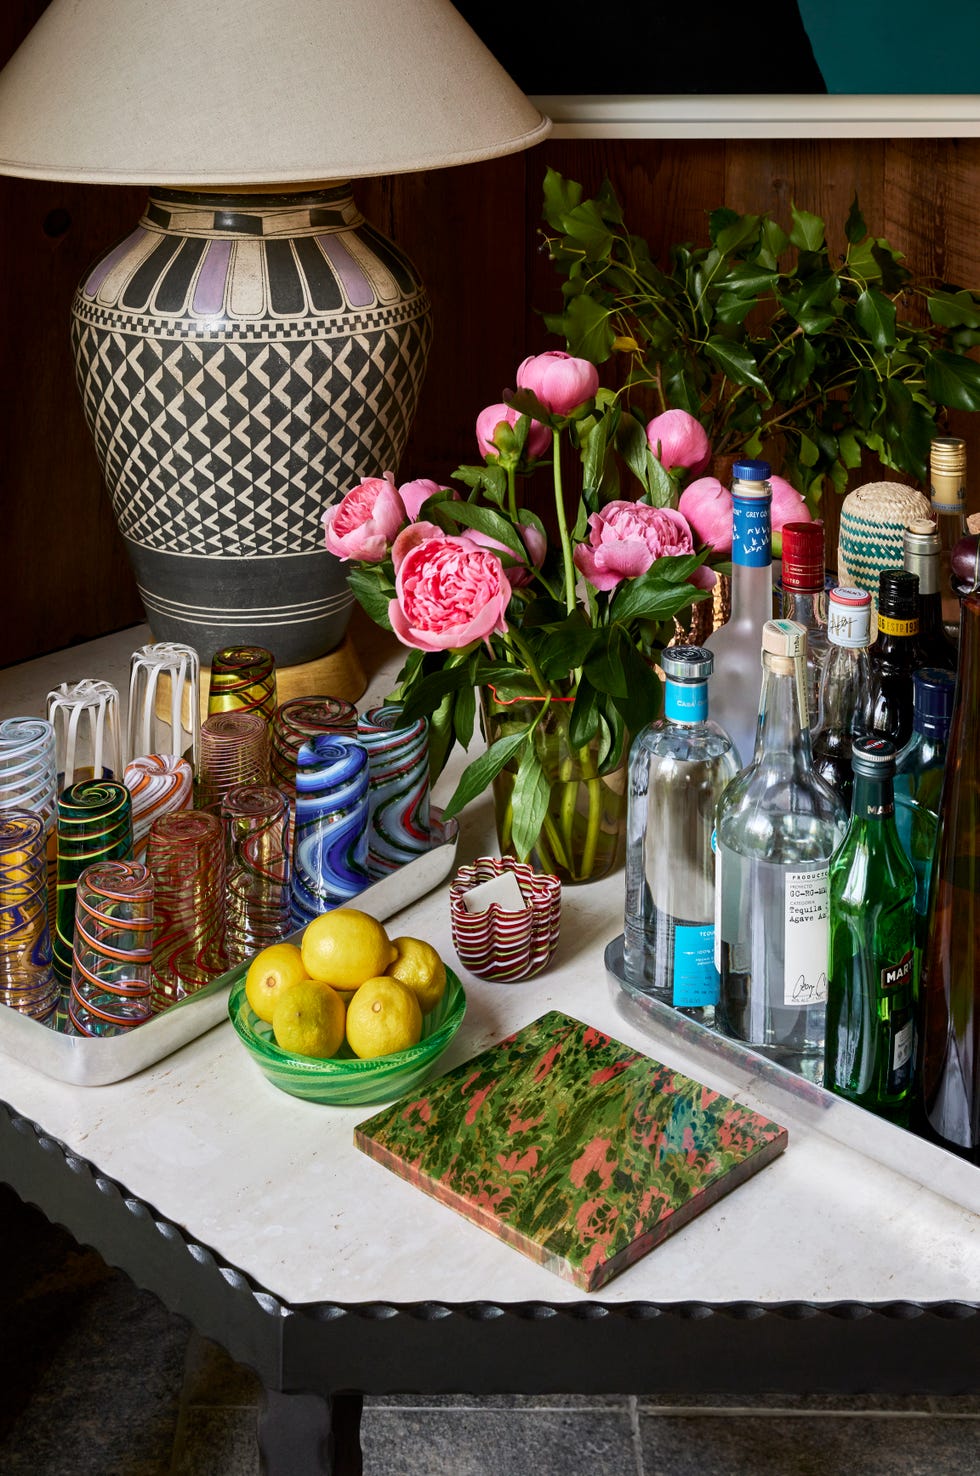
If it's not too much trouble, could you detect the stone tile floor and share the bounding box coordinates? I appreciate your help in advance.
[2,1186,977,1475]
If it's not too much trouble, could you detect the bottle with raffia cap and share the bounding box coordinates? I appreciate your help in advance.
[716,619,847,1073]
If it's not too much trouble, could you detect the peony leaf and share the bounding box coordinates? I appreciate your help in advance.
[569,678,600,749]
[398,662,476,724]
[347,568,393,629]
[511,745,551,862]
[609,563,709,623]
[440,729,530,822]
[445,501,526,559]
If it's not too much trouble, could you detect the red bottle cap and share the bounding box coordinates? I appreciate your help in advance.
[781,521,825,591]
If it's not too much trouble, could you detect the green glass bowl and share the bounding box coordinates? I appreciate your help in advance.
[227,969,466,1106]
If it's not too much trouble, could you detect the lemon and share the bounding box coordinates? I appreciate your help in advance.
[301,908,397,990]
[387,935,447,1015]
[245,941,308,1024]
[272,980,346,1059]
[345,976,422,1059]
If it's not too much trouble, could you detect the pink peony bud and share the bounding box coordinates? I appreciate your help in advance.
[645,409,711,476]
[516,351,599,418]
[323,473,406,562]
[769,474,812,532]
[476,402,551,462]
[398,478,450,520]
[678,477,733,556]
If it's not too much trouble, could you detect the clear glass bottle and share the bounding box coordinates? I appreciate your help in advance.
[624,647,740,1023]
[780,519,828,723]
[894,667,956,943]
[825,737,917,1126]
[716,620,848,1075]
[903,519,957,671]
[929,435,968,640]
[918,592,980,1163]
[868,568,926,749]
[811,585,874,814]
[705,459,773,768]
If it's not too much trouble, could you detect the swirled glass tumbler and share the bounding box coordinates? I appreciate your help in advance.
[68,860,155,1036]
[222,784,291,964]
[0,810,59,1020]
[46,679,121,785]
[291,736,370,927]
[127,641,201,770]
[207,646,278,725]
[0,717,59,933]
[124,754,194,860]
[269,695,358,807]
[197,712,270,811]
[146,811,227,1011]
[357,704,431,878]
[54,780,133,982]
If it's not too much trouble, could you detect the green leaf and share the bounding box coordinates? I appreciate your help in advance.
[711,212,761,255]
[854,287,897,351]
[398,662,475,724]
[718,263,778,298]
[443,500,525,558]
[568,679,600,749]
[453,681,476,749]
[870,241,909,292]
[789,204,826,252]
[611,639,664,734]
[845,196,867,245]
[615,411,652,483]
[708,207,740,245]
[583,631,629,699]
[924,348,980,412]
[510,744,551,862]
[440,729,529,822]
[542,167,583,230]
[609,565,709,623]
[838,428,864,469]
[704,336,768,392]
[539,620,598,679]
[798,432,819,468]
[756,218,789,270]
[452,462,510,505]
[927,288,980,329]
[561,293,617,363]
[881,378,933,478]
[559,200,614,259]
[346,567,393,629]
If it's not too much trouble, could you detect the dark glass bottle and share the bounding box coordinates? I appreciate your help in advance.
[902,520,957,671]
[811,585,873,812]
[918,592,980,1163]
[825,737,917,1125]
[868,569,926,748]
[894,668,956,943]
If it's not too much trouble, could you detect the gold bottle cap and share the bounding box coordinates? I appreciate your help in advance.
[930,436,967,475]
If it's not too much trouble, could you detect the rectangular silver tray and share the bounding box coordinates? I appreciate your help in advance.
[0,820,459,1088]
[605,933,980,1217]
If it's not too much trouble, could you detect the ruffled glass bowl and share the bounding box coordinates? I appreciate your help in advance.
[228,968,466,1106]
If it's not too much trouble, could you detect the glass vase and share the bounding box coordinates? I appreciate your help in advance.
[482,695,627,885]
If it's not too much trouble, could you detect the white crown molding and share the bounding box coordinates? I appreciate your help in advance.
[532,94,980,139]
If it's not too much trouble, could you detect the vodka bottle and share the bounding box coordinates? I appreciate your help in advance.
[928,435,968,639]
[902,519,957,671]
[811,585,874,812]
[624,647,740,1022]
[918,591,980,1162]
[705,459,773,767]
[716,620,847,1073]
[825,737,917,1125]
[868,569,926,748]
[894,667,956,942]
[780,520,828,723]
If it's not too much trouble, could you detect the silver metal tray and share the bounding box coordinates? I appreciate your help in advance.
[0,817,459,1088]
[605,933,980,1216]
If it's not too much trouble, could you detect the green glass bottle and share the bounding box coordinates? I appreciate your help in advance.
[825,736,917,1124]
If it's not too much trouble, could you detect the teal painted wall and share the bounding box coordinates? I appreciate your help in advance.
[800,0,980,92]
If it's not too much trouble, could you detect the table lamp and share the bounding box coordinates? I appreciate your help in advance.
[0,0,549,695]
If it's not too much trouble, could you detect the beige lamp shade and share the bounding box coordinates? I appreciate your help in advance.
[0,0,550,184]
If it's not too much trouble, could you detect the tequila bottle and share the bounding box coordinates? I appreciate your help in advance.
[716,620,847,1074]
[928,435,968,639]
[902,519,957,671]
[811,585,874,813]
[705,460,773,767]
[624,647,740,1022]
[825,737,917,1125]
[869,569,926,749]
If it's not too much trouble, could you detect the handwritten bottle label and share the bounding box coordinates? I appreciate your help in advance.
[783,867,829,1006]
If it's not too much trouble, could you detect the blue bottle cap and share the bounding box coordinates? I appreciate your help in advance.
[732,459,771,483]
[912,667,956,734]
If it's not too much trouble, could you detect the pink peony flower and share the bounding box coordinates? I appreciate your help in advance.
[398,478,449,521]
[574,501,706,592]
[323,473,406,562]
[679,471,811,559]
[516,351,599,418]
[645,409,711,476]
[476,402,551,461]
[678,476,733,556]
[389,530,512,652]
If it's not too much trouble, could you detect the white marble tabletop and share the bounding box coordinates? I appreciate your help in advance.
[0,625,977,1310]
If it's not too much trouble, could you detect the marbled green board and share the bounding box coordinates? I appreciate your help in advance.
[354,1011,788,1292]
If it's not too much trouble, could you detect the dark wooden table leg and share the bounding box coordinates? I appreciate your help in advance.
[258,1389,364,1475]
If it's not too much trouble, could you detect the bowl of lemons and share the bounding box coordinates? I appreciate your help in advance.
[228,908,466,1106]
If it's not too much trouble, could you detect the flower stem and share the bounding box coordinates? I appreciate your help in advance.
[552,428,577,615]
[506,464,518,523]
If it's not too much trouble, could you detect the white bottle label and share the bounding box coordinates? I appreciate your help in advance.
[712,829,722,973]
[783,867,829,1006]
[893,1018,914,1074]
